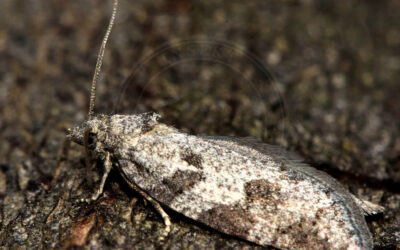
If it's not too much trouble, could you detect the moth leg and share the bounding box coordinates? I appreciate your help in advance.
[145,194,171,241]
[82,152,112,202]
[125,180,171,241]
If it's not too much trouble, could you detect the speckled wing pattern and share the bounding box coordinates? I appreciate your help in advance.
[114,124,375,250]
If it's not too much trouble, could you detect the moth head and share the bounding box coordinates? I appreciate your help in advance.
[66,115,109,149]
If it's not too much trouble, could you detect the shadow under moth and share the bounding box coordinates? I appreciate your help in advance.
[67,0,384,249]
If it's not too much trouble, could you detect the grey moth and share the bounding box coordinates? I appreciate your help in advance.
[67,0,384,249]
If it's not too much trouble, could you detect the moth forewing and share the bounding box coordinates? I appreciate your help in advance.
[111,121,377,249]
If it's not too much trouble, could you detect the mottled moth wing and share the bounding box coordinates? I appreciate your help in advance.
[116,130,374,249]
[202,136,361,203]
[205,136,384,215]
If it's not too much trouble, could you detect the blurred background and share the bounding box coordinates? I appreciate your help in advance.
[0,0,399,248]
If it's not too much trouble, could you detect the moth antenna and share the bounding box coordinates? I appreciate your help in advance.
[88,0,118,119]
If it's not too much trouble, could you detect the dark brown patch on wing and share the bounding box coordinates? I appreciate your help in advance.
[244,179,281,208]
[180,150,203,169]
[151,170,205,204]
[277,214,332,249]
[197,204,255,239]
[245,180,334,248]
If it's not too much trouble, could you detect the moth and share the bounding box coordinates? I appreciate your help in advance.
[67,0,384,249]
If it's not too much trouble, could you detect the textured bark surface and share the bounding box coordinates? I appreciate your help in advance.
[0,0,399,249]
